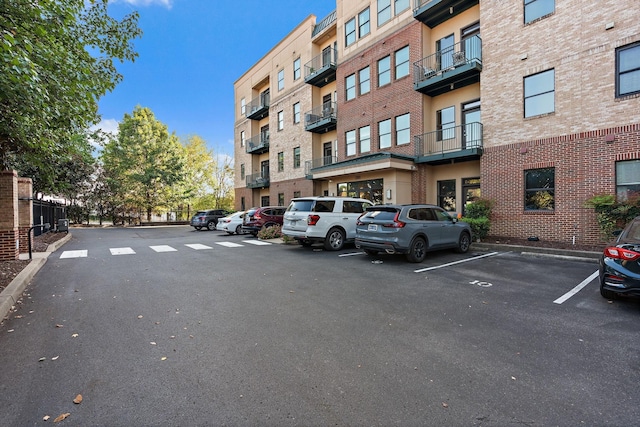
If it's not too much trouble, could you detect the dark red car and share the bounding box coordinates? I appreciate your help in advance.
[241,206,286,236]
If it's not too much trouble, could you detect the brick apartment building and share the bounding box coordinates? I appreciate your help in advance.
[233,0,640,245]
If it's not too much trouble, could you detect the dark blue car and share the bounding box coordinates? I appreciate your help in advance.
[599,216,640,299]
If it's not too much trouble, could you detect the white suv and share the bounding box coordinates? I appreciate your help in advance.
[282,196,373,251]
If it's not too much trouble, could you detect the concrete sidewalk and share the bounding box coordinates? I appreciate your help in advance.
[0,233,72,321]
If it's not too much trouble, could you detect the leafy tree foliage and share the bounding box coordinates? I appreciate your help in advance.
[0,0,141,186]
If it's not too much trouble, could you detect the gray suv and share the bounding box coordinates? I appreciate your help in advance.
[190,209,230,231]
[355,204,472,262]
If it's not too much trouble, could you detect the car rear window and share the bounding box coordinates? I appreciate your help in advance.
[362,208,399,221]
[313,200,335,212]
[287,200,314,212]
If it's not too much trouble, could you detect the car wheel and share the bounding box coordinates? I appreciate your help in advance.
[194,226,202,231]
[364,249,378,256]
[455,232,471,253]
[235,225,242,235]
[600,282,617,300]
[207,221,216,231]
[406,237,427,263]
[324,228,345,251]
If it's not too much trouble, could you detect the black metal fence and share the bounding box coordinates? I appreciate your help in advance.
[32,199,67,236]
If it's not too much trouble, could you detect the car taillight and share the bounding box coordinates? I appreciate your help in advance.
[254,213,261,219]
[356,213,365,226]
[604,247,640,261]
[383,212,405,228]
[308,214,320,226]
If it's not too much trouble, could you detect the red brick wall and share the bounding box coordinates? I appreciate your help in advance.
[482,123,640,245]
[0,170,19,260]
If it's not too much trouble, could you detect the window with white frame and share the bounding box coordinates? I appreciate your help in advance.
[394,0,409,14]
[240,130,245,147]
[293,102,300,124]
[278,152,284,172]
[359,66,370,95]
[277,110,284,130]
[379,119,391,149]
[395,45,409,79]
[240,98,246,115]
[616,160,640,201]
[293,58,301,80]
[346,130,356,156]
[378,0,391,26]
[278,69,284,91]
[345,18,356,46]
[359,125,371,153]
[437,106,455,140]
[346,74,356,100]
[395,113,410,145]
[617,42,640,98]
[524,69,555,117]
[524,0,554,24]
[293,147,301,168]
[378,55,391,86]
[359,8,370,38]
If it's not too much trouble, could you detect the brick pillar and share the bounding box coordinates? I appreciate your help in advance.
[0,170,19,260]
[18,177,33,254]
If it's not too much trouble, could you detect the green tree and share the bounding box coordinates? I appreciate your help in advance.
[101,106,187,222]
[0,0,141,181]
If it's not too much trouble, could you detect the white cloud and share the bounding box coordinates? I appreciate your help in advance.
[114,0,173,8]
[89,119,120,150]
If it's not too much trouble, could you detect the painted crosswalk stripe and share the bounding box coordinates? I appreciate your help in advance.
[60,250,88,259]
[215,242,244,248]
[243,240,272,246]
[185,244,213,250]
[110,247,136,255]
[149,245,178,252]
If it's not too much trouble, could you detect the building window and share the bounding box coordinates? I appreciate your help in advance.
[346,130,356,156]
[293,58,301,80]
[240,130,245,147]
[277,152,284,172]
[395,45,409,79]
[240,98,246,115]
[278,69,284,91]
[395,113,410,145]
[378,55,391,87]
[261,196,270,207]
[359,66,370,95]
[524,69,555,118]
[293,147,300,168]
[338,179,383,204]
[240,163,245,180]
[378,0,391,26]
[525,167,555,211]
[345,17,356,46]
[278,193,285,206]
[379,119,391,149]
[437,106,455,140]
[617,42,640,97]
[359,8,370,38]
[616,160,640,201]
[277,110,284,130]
[359,125,371,153]
[394,0,409,14]
[293,191,301,198]
[346,74,356,100]
[293,102,300,124]
[524,0,554,24]
[438,180,456,212]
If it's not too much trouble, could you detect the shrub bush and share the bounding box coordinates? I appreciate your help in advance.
[461,217,490,241]
[257,224,282,240]
[460,198,494,241]
[585,194,640,238]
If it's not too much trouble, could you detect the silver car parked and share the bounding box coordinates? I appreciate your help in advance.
[355,204,472,262]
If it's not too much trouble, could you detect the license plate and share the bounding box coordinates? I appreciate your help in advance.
[368,224,378,231]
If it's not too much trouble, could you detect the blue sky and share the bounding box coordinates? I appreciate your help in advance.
[98,0,337,157]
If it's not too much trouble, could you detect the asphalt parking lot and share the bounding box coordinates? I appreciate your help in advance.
[0,226,638,426]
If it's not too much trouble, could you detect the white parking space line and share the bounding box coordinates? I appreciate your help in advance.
[414,252,500,273]
[339,252,365,257]
[215,242,244,248]
[60,250,88,259]
[110,247,136,255]
[149,245,178,253]
[185,244,213,250]
[553,270,599,304]
[243,240,272,246]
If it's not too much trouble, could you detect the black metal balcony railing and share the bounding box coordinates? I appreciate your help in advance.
[304,156,337,177]
[304,48,337,87]
[246,92,270,120]
[413,35,482,96]
[246,172,270,189]
[245,133,269,154]
[312,10,336,37]
[414,122,483,158]
[414,0,479,28]
[305,102,337,133]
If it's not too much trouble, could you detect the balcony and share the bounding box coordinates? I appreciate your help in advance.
[305,102,337,133]
[246,172,270,189]
[414,122,483,164]
[413,0,479,28]
[246,93,270,120]
[304,156,337,179]
[413,35,482,96]
[245,134,269,155]
[304,48,337,87]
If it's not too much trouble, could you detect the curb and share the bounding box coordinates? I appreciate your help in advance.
[0,233,72,321]
[471,242,600,262]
